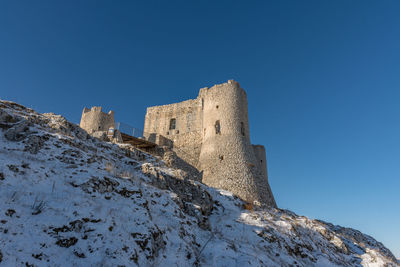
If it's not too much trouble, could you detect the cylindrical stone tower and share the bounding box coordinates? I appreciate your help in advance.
[80,106,115,134]
[198,80,276,206]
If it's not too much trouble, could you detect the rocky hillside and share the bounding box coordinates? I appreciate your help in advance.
[0,100,398,267]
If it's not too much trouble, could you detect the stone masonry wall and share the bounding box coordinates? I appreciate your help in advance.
[143,98,202,136]
[198,81,276,206]
[252,145,277,207]
[143,98,203,168]
[143,80,276,207]
[80,107,115,134]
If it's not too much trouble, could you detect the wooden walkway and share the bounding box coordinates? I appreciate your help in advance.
[120,133,156,149]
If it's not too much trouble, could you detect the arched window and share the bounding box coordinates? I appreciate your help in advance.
[169,118,176,130]
[240,122,245,136]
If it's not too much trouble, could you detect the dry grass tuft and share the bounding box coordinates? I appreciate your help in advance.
[243,202,254,211]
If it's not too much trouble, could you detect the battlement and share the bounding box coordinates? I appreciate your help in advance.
[82,106,114,115]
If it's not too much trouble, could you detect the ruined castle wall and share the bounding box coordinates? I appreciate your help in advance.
[171,131,203,167]
[252,145,268,181]
[143,98,203,167]
[144,98,202,136]
[80,107,115,134]
[142,80,276,207]
[252,145,277,207]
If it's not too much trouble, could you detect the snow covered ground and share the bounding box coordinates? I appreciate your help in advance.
[0,100,398,266]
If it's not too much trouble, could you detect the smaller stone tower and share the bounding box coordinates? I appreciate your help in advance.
[80,106,115,134]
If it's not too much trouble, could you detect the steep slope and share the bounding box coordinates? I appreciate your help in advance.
[0,100,398,267]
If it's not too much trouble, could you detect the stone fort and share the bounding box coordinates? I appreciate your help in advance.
[80,80,276,207]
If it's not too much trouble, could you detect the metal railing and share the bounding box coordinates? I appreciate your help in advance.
[115,122,143,138]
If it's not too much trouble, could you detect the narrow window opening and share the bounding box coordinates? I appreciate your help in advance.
[240,122,245,136]
[201,98,204,110]
[216,105,219,109]
[215,120,221,134]
[260,160,263,163]
[219,155,224,161]
[169,118,176,130]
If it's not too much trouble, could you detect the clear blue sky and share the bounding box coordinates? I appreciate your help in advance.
[1,0,399,257]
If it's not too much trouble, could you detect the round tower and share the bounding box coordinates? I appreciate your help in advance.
[198,80,276,206]
[80,106,115,134]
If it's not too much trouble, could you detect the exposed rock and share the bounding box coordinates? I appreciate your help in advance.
[24,135,49,154]
[91,130,109,141]
[41,113,89,141]
[0,108,18,129]
[79,176,120,194]
[7,165,19,173]
[56,237,78,248]
[5,209,15,217]
[141,163,213,230]
[4,119,30,141]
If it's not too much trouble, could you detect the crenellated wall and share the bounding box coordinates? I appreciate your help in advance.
[80,106,115,134]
